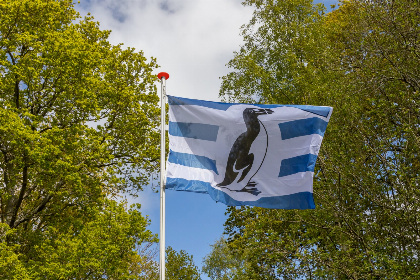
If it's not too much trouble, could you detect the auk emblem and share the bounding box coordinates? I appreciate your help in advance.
[217,108,274,195]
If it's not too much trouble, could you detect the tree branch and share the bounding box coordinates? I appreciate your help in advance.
[9,158,28,228]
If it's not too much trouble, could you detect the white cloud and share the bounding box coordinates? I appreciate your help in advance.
[78,0,253,102]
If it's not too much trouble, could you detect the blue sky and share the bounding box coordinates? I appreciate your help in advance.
[77,1,337,278]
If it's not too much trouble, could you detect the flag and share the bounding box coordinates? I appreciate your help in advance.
[165,95,333,209]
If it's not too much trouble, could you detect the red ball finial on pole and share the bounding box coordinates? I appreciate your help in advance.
[157,72,169,80]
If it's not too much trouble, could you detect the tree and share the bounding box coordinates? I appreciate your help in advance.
[208,0,420,279]
[166,246,201,280]
[1,0,161,278]
[202,237,245,280]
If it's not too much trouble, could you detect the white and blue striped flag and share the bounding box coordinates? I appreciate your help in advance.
[165,96,333,209]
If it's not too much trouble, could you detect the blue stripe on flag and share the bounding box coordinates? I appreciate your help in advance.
[279,117,328,140]
[168,151,219,175]
[165,177,315,209]
[169,121,219,141]
[291,105,331,118]
[166,177,209,193]
[168,95,331,117]
[279,154,318,177]
[168,95,232,110]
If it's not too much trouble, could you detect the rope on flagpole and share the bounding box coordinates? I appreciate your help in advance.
[157,72,169,280]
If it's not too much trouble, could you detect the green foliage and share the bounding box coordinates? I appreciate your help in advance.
[0,0,161,278]
[0,224,31,279]
[202,237,246,280]
[166,246,201,280]
[205,0,420,279]
[0,199,159,279]
[32,200,157,279]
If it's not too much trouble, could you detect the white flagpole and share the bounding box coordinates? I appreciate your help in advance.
[157,72,169,280]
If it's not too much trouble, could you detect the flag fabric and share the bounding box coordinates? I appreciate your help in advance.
[165,95,333,209]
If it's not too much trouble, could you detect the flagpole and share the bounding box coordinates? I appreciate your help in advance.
[157,72,169,280]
